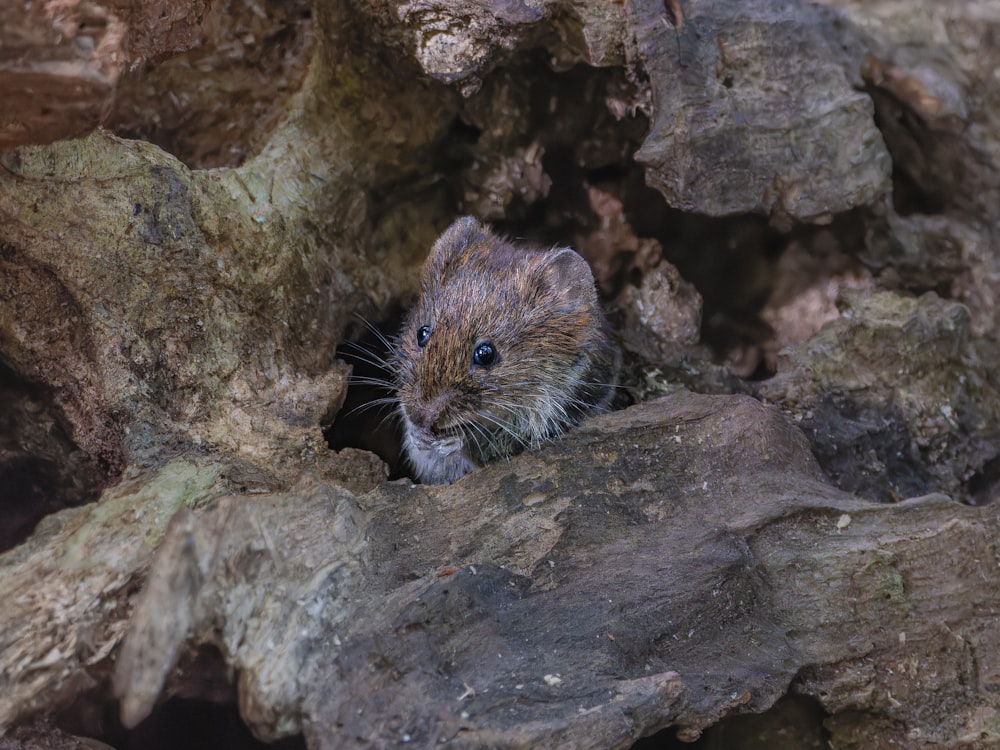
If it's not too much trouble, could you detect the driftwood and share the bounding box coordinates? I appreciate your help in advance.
[110,392,1000,749]
[2,0,1000,748]
[4,393,997,748]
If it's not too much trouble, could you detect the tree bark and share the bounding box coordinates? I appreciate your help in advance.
[2,0,1000,748]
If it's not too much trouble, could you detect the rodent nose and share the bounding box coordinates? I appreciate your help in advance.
[409,407,434,432]
[408,393,451,434]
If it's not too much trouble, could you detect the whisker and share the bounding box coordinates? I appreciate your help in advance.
[347,375,396,389]
[463,421,488,461]
[475,411,531,451]
[466,417,505,458]
[342,400,397,419]
[477,412,522,441]
[351,313,398,350]
[339,343,395,373]
[373,404,403,432]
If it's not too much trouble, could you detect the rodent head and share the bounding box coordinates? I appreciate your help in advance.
[394,217,617,483]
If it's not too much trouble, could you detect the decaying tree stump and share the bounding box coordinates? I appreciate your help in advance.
[2,0,1000,748]
[110,393,1000,748]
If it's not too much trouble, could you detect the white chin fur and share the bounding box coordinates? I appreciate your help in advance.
[402,421,478,485]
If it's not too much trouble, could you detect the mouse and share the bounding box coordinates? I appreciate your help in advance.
[391,216,620,484]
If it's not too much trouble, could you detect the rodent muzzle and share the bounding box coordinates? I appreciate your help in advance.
[402,391,454,435]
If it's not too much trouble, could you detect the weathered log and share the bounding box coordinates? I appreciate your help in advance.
[632,0,892,223]
[108,393,1000,748]
[0,460,223,731]
[2,0,1000,748]
[0,0,209,150]
[758,290,1000,505]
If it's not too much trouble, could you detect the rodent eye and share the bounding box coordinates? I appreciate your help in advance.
[472,340,497,368]
[416,325,431,348]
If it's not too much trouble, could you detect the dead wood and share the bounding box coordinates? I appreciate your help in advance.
[110,393,1000,748]
[2,0,1000,748]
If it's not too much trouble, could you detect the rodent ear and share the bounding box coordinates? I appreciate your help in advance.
[538,246,600,307]
[425,216,487,280]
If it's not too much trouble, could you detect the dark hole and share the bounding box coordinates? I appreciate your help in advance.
[965,455,1000,506]
[0,453,62,551]
[0,363,111,552]
[586,163,631,185]
[866,86,948,217]
[630,693,830,749]
[323,313,407,478]
[125,698,307,750]
[431,116,483,175]
[620,170,785,378]
[890,165,947,216]
[55,646,307,750]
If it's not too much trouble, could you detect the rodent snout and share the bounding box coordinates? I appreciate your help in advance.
[404,392,453,435]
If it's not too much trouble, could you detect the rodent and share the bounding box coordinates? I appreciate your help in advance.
[392,216,620,484]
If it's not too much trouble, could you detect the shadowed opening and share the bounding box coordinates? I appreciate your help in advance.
[0,362,113,552]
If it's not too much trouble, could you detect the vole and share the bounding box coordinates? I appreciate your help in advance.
[392,216,620,484]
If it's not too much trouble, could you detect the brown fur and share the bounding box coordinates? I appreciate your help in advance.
[393,217,620,484]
